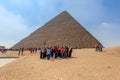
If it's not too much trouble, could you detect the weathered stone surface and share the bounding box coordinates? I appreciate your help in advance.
[11,11,102,49]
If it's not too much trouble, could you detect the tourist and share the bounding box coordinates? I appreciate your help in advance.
[95,44,102,52]
[98,44,102,52]
[30,48,33,53]
[95,45,98,51]
[54,46,58,58]
[60,47,65,58]
[68,47,73,57]
[46,47,51,60]
[64,46,69,58]
[35,48,37,53]
[40,47,46,59]
[50,47,54,57]
[21,47,24,55]
[18,48,21,55]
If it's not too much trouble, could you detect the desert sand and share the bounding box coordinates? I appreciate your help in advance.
[0,46,120,80]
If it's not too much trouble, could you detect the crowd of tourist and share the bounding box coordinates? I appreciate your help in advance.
[17,46,73,60]
[40,46,73,60]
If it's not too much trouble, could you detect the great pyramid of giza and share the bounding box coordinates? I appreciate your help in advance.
[11,11,102,49]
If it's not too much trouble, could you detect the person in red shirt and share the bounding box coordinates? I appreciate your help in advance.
[60,47,65,58]
[54,46,58,58]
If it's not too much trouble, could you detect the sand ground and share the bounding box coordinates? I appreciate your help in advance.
[0,46,120,80]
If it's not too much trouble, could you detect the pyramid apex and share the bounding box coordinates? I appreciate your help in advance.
[60,10,69,15]
[53,10,72,20]
[62,10,68,13]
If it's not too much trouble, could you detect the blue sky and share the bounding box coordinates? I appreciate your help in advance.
[0,0,120,48]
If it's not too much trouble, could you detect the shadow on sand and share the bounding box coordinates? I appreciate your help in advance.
[0,57,19,58]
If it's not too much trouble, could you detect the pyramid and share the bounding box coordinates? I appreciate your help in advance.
[11,11,102,49]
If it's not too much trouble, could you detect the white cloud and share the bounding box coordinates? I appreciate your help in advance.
[0,6,32,48]
[92,22,120,47]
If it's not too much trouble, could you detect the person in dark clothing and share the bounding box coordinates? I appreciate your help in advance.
[58,47,61,57]
[64,46,68,58]
[21,47,24,55]
[40,48,43,59]
[30,48,33,53]
[50,47,54,58]
[68,47,73,57]
[95,44,102,52]
[35,48,37,53]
